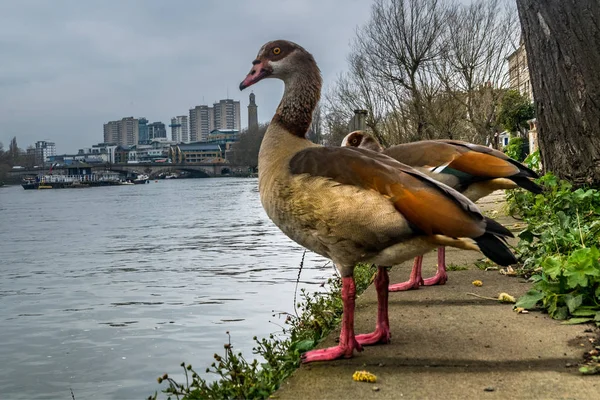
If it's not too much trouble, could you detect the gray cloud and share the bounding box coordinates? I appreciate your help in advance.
[0,0,372,152]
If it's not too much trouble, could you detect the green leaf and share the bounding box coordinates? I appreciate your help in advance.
[533,279,561,294]
[564,257,591,288]
[541,256,564,280]
[293,339,315,352]
[569,247,600,271]
[571,307,598,317]
[567,275,589,289]
[554,306,569,320]
[580,366,600,375]
[529,274,544,283]
[564,293,583,314]
[547,296,559,317]
[556,211,570,229]
[518,229,535,243]
[515,290,544,309]
[562,318,593,325]
[595,311,600,322]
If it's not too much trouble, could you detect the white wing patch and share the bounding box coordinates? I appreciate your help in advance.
[429,162,451,174]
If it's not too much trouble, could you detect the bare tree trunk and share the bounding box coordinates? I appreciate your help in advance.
[517,0,600,186]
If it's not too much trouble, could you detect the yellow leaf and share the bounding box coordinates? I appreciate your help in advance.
[472,280,483,287]
[352,370,377,383]
[498,293,516,303]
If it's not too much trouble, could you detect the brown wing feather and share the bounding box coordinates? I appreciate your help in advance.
[437,139,540,179]
[289,147,486,239]
[447,151,520,178]
[386,139,534,180]
[436,139,511,160]
[384,141,462,169]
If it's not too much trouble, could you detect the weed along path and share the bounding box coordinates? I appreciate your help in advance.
[274,192,600,400]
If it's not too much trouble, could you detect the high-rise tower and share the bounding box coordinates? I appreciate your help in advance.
[170,115,189,143]
[213,99,241,131]
[248,92,258,131]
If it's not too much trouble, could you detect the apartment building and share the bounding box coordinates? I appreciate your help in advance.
[170,115,189,143]
[103,117,140,146]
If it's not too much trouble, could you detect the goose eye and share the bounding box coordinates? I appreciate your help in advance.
[351,138,358,145]
[273,47,281,55]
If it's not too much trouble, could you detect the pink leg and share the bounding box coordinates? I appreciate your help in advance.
[389,256,424,292]
[301,276,363,363]
[356,266,391,345]
[422,247,448,286]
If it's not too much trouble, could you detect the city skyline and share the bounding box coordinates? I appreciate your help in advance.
[0,0,373,153]
[99,96,244,150]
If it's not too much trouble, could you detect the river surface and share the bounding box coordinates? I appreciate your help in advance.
[0,178,332,399]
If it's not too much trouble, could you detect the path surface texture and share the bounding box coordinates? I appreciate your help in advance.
[274,192,599,400]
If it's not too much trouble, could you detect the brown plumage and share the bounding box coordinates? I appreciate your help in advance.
[342,131,541,199]
[342,131,540,291]
[239,40,516,362]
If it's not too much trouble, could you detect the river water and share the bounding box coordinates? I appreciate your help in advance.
[0,178,332,399]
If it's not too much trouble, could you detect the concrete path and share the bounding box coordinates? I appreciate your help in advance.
[274,193,599,400]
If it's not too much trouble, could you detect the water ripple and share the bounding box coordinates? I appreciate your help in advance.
[0,178,332,400]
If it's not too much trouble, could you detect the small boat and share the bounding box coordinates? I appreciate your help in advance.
[21,172,123,190]
[21,177,38,190]
[133,174,150,184]
[120,181,135,185]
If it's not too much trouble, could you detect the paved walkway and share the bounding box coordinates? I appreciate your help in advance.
[274,193,599,400]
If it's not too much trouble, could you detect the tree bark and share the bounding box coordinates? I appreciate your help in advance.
[516,0,600,186]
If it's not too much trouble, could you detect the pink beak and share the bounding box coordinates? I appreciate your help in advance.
[239,60,270,90]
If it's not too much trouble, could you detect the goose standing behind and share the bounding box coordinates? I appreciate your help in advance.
[239,40,517,362]
[342,131,541,291]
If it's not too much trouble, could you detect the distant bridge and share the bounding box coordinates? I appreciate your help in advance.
[8,163,252,179]
[108,163,234,178]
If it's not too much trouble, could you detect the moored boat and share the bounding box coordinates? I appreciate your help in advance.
[21,177,38,190]
[133,174,150,184]
[21,172,123,190]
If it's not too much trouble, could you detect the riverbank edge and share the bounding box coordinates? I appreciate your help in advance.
[273,192,600,400]
[150,263,377,399]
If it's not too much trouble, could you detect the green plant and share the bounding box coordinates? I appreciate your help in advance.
[496,89,535,134]
[446,263,469,271]
[507,169,600,326]
[522,149,542,174]
[505,136,527,162]
[516,248,600,322]
[149,263,377,400]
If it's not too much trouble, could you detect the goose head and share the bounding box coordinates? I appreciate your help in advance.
[239,40,320,90]
[341,131,384,152]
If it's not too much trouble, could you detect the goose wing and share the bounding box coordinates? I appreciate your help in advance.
[289,146,511,240]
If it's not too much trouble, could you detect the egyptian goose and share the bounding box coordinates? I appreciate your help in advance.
[239,40,516,362]
[342,131,541,291]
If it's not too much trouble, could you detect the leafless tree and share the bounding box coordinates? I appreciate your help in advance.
[321,106,353,147]
[307,103,324,144]
[323,0,519,148]
[354,0,450,140]
[324,52,392,145]
[436,0,519,143]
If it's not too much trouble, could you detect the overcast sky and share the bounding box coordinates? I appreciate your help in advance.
[0,0,373,153]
